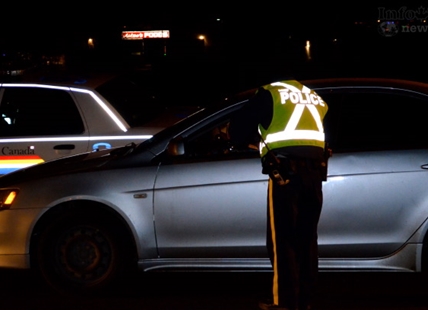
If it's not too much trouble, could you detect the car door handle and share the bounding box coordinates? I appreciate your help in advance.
[53,144,76,150]
[421,164,428,169]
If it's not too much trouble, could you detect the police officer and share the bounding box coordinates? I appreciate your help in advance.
[229,80,329,310]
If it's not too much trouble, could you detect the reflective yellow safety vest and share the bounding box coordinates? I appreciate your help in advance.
[259,80,328,157]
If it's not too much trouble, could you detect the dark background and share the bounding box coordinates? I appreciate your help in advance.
[1,3,427,101]
[1,4,428,309]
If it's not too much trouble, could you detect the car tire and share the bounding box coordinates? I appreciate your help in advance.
[35,212,127,296]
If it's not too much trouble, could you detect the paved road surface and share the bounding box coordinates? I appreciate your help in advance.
[0,269,427,310]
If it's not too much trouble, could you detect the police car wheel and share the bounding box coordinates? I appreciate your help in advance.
[36,215,125,295]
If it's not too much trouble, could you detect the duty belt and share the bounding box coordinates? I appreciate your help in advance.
[276,155,323,173]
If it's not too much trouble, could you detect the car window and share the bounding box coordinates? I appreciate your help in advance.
[0,87,84,137]
[175,118,260,162]
[320,90,428,152]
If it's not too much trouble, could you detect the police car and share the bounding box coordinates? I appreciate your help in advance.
[0,75,190,175]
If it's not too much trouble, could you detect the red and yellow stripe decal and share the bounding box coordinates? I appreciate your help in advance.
[0,155,45,175]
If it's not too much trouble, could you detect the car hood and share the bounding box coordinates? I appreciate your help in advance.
[0,144,153,186]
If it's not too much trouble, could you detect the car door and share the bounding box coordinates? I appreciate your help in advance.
[153,116,269,259]
[317,87,428,258]
[0,85,89,174]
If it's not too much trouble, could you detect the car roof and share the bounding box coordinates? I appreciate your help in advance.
[220,78,428,106]
[301,77,428,94]
[1,67,124,89]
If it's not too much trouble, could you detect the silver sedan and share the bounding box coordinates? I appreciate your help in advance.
[0,77,428,294]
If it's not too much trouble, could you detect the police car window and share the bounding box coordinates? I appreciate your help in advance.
[330,91,428,152]
[0,87,84,137]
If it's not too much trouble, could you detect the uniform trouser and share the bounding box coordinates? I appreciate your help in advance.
[266,166,323,309]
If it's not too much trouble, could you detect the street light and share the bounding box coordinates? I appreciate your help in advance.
[198,34,208,48]
[305,40,311,60]
[88,38,94,49]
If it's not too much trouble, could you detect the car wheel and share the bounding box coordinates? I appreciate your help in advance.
[36,213,126,295]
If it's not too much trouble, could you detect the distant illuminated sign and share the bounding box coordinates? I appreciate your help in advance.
[122,30,170,40]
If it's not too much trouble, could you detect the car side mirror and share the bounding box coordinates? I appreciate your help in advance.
[167,136,185,156]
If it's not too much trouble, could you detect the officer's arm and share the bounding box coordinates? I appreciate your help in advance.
[229,88,273,148]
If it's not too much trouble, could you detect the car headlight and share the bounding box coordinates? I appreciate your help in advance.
[0,190,18,210]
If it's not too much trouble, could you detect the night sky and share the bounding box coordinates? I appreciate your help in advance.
[0,3,384,48]
[2,3,428,91]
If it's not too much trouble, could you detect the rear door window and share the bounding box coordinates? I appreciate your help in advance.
[320,89,428,152]
[0,87,84,137]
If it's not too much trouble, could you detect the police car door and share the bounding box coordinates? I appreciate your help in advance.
[0,85,89,175]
